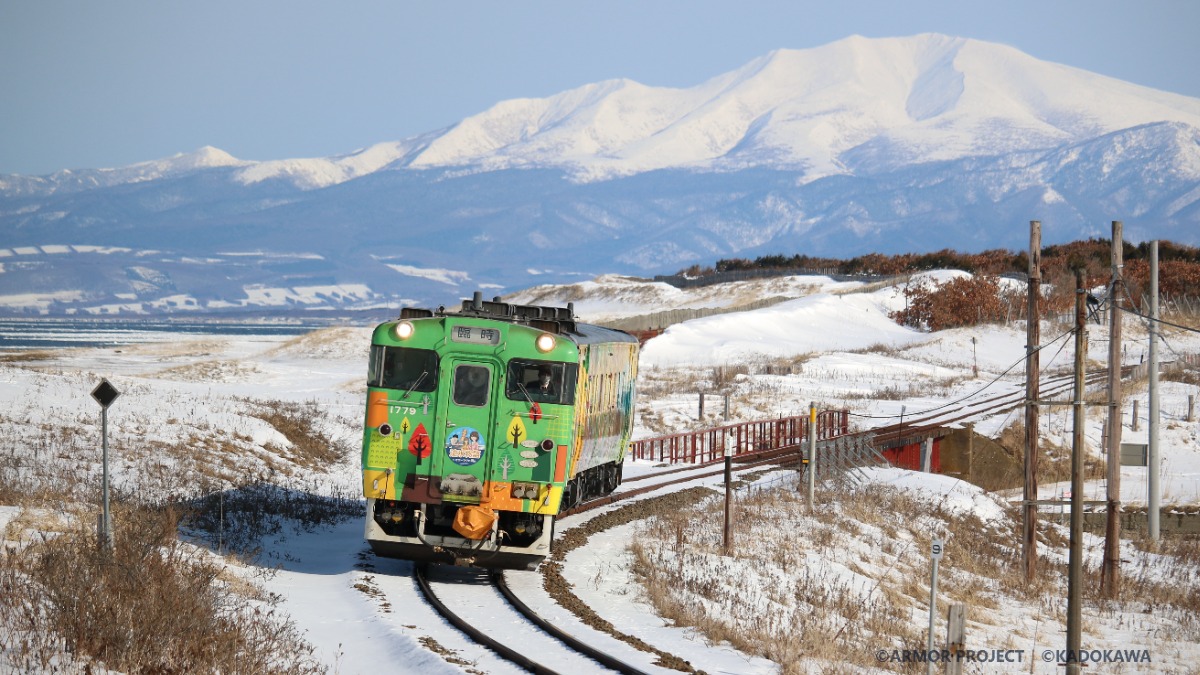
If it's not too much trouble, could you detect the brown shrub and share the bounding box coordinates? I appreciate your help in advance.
[0,503,325,674]
[890,275,1023,331]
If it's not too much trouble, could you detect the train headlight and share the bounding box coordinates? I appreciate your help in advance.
[391,320,415,341]
[535,333,555,353]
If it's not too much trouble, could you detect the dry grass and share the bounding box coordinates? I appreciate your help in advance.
[248,399,342,469]
[156,358,263,381]
[0,502,326,674]
[0,350,61,364]
[629,476,1200,673]
[266,327,368,361]
[991,420,1107,490]
[710,364,749,389]
[630,482,933,672]
[1163,362,1200,388]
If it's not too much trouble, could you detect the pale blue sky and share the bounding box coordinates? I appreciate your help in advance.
[2,0,1197,176]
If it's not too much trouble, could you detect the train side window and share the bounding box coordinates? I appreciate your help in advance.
[376,346,438,392]
[453,365,490,407]
[506,360,576,405]
[368,345,384,385]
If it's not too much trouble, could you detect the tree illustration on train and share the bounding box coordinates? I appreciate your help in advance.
[362,292,639,570]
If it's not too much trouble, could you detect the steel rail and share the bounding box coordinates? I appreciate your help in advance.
[414,563,562,675]
[492,571,652,675]
[870,369,1108,444]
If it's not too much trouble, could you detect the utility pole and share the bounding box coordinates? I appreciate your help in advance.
[1066,270,1087,675]
[1024,220,1041,583]
[1149,240,1161,542]
[1101,221,1123,598]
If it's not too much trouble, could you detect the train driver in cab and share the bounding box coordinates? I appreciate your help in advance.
[527,365,557,400]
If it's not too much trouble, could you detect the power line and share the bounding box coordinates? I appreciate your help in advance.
[847,326,1075,421]
[1119,304,1200,335]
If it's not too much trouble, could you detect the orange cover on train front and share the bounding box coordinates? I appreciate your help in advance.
[452,505,496,540]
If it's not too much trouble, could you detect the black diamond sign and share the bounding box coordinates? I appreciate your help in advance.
[91,379,120,409]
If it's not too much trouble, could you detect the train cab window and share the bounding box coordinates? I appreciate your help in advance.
[452,365,490,407]
[370,345,438,393]
[506,360,576,405]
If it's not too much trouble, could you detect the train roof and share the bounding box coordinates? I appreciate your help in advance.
[396,292,637,347]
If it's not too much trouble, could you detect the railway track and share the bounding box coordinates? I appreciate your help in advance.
[869,367,1110,444]
[414,563,655,675]
[407,366,1122,673]
[410,459,788,674]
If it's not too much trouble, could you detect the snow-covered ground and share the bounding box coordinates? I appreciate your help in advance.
[2,272,1199,673]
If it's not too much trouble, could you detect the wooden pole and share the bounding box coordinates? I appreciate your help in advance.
[1102,221,1123,598]
[1149,241,1160,541]
[1066,270,1087,675]
[946,603,966,675]
[1024,220,1041,583]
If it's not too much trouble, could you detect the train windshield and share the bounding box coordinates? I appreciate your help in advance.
[452,364,491,407]
[369,345,439,392]
[506,360,576,405]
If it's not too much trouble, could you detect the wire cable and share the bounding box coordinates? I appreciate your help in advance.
[1119,304,1200,335]
[846,325,1075,421]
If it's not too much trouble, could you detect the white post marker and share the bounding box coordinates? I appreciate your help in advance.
[91,378,121,551]
[927,538,943,675]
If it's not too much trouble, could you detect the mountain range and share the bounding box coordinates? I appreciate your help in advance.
[2,33,1199,318]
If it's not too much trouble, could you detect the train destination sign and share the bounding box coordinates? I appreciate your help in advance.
[450,325,501,345]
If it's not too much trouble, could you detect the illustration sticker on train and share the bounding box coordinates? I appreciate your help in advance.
[362,292,639,570]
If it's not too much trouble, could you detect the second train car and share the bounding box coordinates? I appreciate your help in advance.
[361,293,639,570]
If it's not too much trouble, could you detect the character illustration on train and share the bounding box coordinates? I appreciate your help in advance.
[361,292,639,570]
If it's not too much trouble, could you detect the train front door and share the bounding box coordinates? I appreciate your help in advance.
[433,358,497,503]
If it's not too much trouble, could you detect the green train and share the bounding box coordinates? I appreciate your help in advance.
[362,293,639,570]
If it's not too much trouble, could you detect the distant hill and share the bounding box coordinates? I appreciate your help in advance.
[2,34,1198,317]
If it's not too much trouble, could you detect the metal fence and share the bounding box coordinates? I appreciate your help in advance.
[630,409,849,464]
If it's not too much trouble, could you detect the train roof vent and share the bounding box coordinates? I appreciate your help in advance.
[399,307,434,319]
[458,299,512,317]
[482,300,513,316]
[530,318,577,334]
[455,290,575,325]
[511,304,544,320]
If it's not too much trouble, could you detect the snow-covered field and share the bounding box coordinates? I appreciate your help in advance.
[2,272,1199,674]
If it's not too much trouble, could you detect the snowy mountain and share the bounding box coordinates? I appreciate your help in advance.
[2,34,1199,317]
